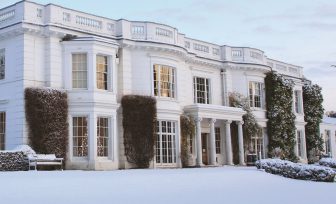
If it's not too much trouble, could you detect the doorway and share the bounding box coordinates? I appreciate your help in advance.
[201,133,208,165]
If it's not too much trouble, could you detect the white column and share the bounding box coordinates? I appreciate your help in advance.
[89,113,97,169]
[88,51,96,91]
[209,119,216,165]
[195,117,203,166]
[225,120,233,165]
[302,130,308,161]
[237,121,245,165]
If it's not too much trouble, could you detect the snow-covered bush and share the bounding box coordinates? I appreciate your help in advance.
[180,114,195,167]
[25,88,68,161]
[0,151,29,171]
[256,159,335,182]
[319,158,336,169]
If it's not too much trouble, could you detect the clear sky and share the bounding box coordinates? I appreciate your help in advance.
[1,0,335,111]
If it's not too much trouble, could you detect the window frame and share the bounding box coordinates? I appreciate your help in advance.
[96,55,109,91]
[97,117,109,157]
[294,90,302,114]
[193,76,211,104]
[72,116,89,158]
[72,53,88,89]
[0,49,5,80]
[325,130,331,155]
[249,81,264,108]
[297,130,303,158]
[155,120,177,166]
[0,112,5,150]
[153,64,176,99]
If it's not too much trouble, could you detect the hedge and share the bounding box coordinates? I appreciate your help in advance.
[121,95,157,168]
[256,159,335,182]
[319,158,336,169]
[25,88,68,160]
[0,151,29,171]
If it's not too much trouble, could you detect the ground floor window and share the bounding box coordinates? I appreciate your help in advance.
[0,112,5,150]
[250,132,264,158]
[156,120,177,165]
[73,116,88,157]
[215,127,221,154]
[325,130,331,155]
[297,130,303,158]
[97,117,109,157]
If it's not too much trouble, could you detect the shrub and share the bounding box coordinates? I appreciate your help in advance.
[180,115,195,167]
[122,95,157,168]
[319,158,336,169]
[265,72,297,161]
[0,151,29,171]
[256,159,335,182]
[25,88,68,160]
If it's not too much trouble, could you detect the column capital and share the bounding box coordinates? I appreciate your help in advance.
[208,118,216,124]
[194,117,203,122]
[224,120,232,125]
[236,120,244,125]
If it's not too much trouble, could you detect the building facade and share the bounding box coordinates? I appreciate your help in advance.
[0,1,334,170]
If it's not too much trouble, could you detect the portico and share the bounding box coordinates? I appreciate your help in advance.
[184,104,246,166]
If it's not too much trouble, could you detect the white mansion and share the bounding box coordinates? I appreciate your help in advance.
[0,1,335,170]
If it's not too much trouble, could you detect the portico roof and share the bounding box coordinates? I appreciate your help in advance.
[184,104,245,121]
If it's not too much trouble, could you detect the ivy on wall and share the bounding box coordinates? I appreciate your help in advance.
[265,72,297,161]
[25,88,68,160]
[229,92,261,146]
[121,95,157,168]
[302,82,324,163]
[180,114,195,167]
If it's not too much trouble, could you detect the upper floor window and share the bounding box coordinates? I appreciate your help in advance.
[72,116,88,157]
[249,82,263,108]
[0,49,5,80]
[96,55,108,90]
[294,90,302,114]
[153,64,175,98]
[194,77,210,104]
[0,112,5,150]
[97,117,109,157]
[72,53,87,89]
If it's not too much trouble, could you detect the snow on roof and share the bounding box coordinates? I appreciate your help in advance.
[323,116,336,125]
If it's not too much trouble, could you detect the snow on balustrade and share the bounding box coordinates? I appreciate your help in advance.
[0,10,15,24]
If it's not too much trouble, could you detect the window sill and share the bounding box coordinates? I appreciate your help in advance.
[155,96,177,102]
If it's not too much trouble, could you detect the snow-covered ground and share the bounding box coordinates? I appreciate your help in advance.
[1,166,335,204]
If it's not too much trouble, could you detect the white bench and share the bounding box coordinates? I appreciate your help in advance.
[29,154,63,170]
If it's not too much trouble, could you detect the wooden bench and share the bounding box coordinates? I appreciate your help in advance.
[29,154,64,170]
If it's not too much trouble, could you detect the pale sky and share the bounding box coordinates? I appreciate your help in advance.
[1,0,335,111]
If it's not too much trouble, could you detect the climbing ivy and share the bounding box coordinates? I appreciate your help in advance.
[302,82,324,163]
[180,114,195,167]
[265,72,297,161]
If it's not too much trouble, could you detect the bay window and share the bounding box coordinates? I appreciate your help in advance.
[153,64,175,98]
[97,117,109,157]
[72,53,87,89]
[249,82,263,108]
[96,55,108,90]
[73,117,88,157]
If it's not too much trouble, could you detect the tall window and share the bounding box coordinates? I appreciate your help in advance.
[249,82,263,108]
[325,130,331,155]
[153,64,175,98]
[0,112,5,150]
[97,117,109,157]
[96,55,108,90]
[251,132,264,158]
[194,77,210,104]
[297,130,303,158]
[156,121,176,165]
[72,53,87,89]
[73,117,88,157]
[0,49,5,80]
[215,127,221,154]
[294,90,302,114]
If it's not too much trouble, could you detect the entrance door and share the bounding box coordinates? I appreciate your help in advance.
[201,133,208,165]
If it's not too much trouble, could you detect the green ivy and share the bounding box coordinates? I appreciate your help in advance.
[302,82,324,163]
[180,115,195,167]
[265,72,297,161]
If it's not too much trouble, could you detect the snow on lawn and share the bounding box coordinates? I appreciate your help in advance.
[1,166,335,204]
